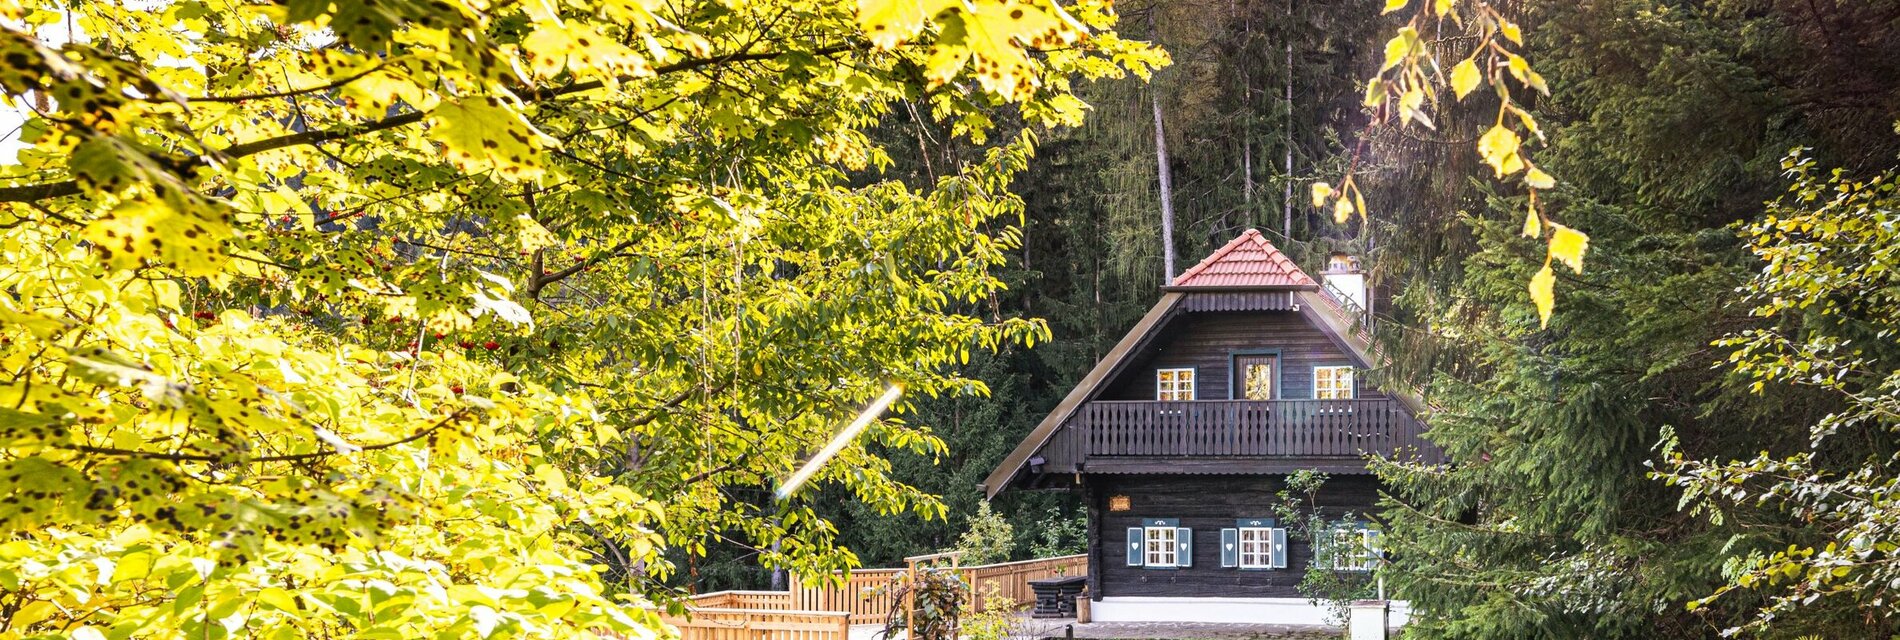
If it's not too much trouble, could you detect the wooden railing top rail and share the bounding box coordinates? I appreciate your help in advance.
[959,554,1085,571]
[671,607,851,617]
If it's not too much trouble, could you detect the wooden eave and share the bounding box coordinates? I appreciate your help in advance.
[982,292,1185,498]
[1294,289,1429,418]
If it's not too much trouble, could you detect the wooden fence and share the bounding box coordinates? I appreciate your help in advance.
[783,554,1086,625]
[787,568,906,625]
[659,608,851,640]
[965,555,1085,613]
[657,553,1088,636]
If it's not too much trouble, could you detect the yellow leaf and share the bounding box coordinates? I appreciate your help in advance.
[1451,58,1481,100]
[1434,0,1454,15]
[522,23,652,80]
[1334,196,1355,224]
[430,98,557,181]
[257,587,299,611]
[84,197,234,277]
[1522,205,1541,237]
[1529,264,1555,328]
[1398,87,1428,126]
[956,1,1081,101]
[1363,79,1385,107]
[857,0,946,50]
[1548,223,1589,273]
[1500,19,1523,45]
[1381,0,1408,14]
[1506,54,1529,82]
[1525,167,1555,189]
[1513,106,1545,142]
[1381,28,1416,72]
[1476,125,1523,177]
[1526,70,1550,95]
[1310,182,1334,208]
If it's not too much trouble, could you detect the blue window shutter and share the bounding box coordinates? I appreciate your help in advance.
[1175,527,1193,567]
[1126,527,1144,566]
[1220,528,1238,568]
[1270,527,1288,569]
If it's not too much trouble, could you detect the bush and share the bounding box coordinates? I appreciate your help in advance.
[955,501,1016,565]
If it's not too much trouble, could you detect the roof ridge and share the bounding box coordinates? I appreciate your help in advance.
[1168,229,1318,289]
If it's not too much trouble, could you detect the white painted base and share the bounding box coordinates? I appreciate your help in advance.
[1348,600,1390,640]
[1090,596,1410,627]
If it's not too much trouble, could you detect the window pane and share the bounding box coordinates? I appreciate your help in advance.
[1315,366,1354,400]
[1143,526,1177,566]
[1157,369,1195,401]
[1244,363,1273,400]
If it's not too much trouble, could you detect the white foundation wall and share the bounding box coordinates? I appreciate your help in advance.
[1089,596,1411,627]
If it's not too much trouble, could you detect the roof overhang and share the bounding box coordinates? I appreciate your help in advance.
[981,292,1185,498]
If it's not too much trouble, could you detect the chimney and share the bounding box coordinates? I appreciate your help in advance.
[1321,252,1368,315]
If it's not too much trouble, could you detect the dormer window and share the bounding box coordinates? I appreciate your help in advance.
[1156,368,1196,401]
[1314,365,1355,399]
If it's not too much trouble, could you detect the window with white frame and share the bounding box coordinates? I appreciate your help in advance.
[1238,527,1275,569]
[1156,368,1196,401]
[1313,365,1355,400]
[1221,519,1285,569]
[1315,524,1379,571]
[1143,524,1178,566]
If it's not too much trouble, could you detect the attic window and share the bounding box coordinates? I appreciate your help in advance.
[1156,368,1196,401]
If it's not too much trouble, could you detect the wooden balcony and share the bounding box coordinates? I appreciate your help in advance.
[1040,399,1443,475]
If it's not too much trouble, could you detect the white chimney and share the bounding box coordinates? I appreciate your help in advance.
[1322,252,1368,315]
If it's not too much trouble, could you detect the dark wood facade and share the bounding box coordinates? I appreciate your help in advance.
[1085,475,1382,599]
[986,232,1436,610]
[1101,311,1378,402]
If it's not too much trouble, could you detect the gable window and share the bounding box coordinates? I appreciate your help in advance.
[1221,519,1288,569]
[1313,365,1355,400]
[1126,518,1192,568]
[1156,368,1196,401]
[1234,354,1277,400]
[1315,523,1380,572]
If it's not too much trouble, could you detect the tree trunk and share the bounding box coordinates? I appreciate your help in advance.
[1148,11,1177,281]
[1283,0,1295,238]
[1241,6,1253,211]
[1153,92,1176,281]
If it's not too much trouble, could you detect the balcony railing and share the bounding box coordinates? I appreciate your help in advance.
[1044,399,1441,469]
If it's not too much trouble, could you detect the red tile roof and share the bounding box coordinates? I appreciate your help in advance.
[1168,229,1319,289]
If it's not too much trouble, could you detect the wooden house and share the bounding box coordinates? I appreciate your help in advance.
[983,230,1440,625]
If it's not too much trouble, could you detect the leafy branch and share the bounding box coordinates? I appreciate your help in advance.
[1315,0,1588,328]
